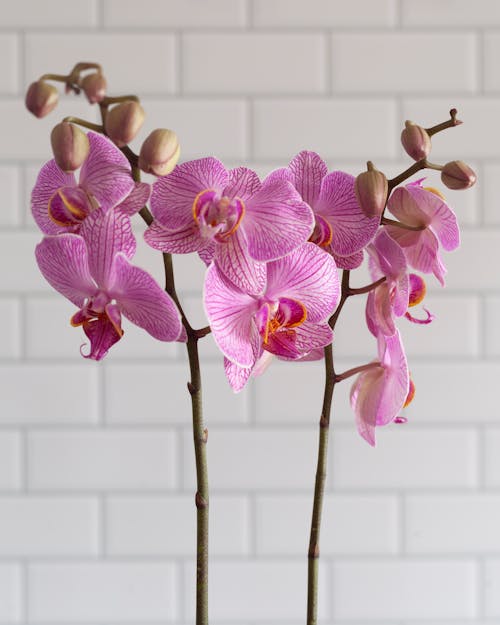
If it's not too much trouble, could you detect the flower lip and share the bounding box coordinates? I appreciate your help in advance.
[48,186,92,226]
[192,187,245,241]
[309,215,333,248]
[257,297,307,346]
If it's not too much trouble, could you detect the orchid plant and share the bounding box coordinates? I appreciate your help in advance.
[26,62,476,625]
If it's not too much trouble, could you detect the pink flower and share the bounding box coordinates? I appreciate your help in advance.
[268,151,380,269]
[204,243,340,391]
[32,131,149,235]
[35,209,183,360]
[385,180,459,286]
[350,330,410,446]
[144,157,314,294]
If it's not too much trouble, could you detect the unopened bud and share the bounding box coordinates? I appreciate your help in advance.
[50,122,90,172]
[25,80,58,118]
[401,121,431,161]
[441,160,476,190]
[104,101,145,147]
[355,162,388,218]
[80,73,107,104]
[139,129,180,176]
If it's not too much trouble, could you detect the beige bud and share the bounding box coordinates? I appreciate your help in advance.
[81,73,107,104]
[50,122,90,172]
[401,120,432,161]
[25,80,59,118]
[355,162,388,219]
[104,101,145,147]
[441,160,477,190]
[139,129,180,176]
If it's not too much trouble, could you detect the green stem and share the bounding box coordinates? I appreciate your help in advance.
[62,116,103,133]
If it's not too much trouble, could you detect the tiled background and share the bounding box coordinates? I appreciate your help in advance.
[0,0,499,623]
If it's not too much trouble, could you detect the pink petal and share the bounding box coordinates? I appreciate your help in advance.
[31,160,76,234]
[204,263,260,368]
[110,254,183,342]
[151,157,228,230]
[350,366,383,446]
[365,285,396,338]
[332,249,364,270]
[316,171,379,256]
[198,241,216,266]
[263,167,295,186]
[266,243,340,323]
[243,179,314,261]
[224,167,261,202]
[79,132,134,208]
[80,209,136,288]
[266,320,333,360]
[224,357,254,392]
[288,151,328,207]
[214,228,267,295]
[35,234,95,306]
[376,331,409,425]
[387,186,430,227]
[81,316,123,361]
[116,182,151,216]
[144,221,204,254]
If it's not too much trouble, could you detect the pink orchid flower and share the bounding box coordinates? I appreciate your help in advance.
[350,330,410,446]
[35,209,183,360]
[385,180,459,286]
[32,131,149,235]
[204,243,340,391]
[267,151,380,269]
[144,157,314,294]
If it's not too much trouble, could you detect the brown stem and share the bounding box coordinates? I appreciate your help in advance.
[329,270,350,329]
[335,361,382,383]
[388,159,427,191]
[348,276,386,296]
[381,216,426,232]
[425,107,462,137]
[62,117,104,133]
[102,94,140,105]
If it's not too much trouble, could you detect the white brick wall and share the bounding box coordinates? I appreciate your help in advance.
[0,1,497,623]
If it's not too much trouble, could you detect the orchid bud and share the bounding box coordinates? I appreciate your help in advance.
[441,160,476,190]
[139,129,180,176]
[25,80,59,118]
[400,120,431,161]
[50,122,90,172]
[80,72,107,103]
[355,162,388,218]
[104,101,145,147]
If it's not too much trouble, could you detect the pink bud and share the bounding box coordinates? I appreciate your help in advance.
[139,129,180,176]
[354,162,388,218]
[50,122,90,172]
[104,101,145,147]
[25,80,58,118]
[80,73,107,103]
[400,121,431,161]
[441,160,476,190]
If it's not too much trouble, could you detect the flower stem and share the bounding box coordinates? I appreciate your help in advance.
[62,116,104,133]
[335,361,381,383]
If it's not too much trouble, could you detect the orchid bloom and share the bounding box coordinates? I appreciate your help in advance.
[32,131,149,235]
[404,273,435,325]
[35,209,183,360]
[385,179,459,286]
[204,243,340,391]
[144,157,314,294]
[268,151,380,269]
[350,330,410,446]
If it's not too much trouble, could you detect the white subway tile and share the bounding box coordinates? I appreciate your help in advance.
[0,497,98,556]
[0,167,20,226]
[0,35,19,95]
[106,495,249,556]
[0,564,22,623]
[256,494,398,555]
[0,364,99,424]
[406,494,500,554]
[332,428,478,489]
[28,430,178,490]
[332,33,476,93]
[254,98,397,160]
[0,0,97,26]
[28,562,178,622]
[254,0,397,27]
[484,33,500,93]
[183,33,326,95]
[332,560,477,619]
[485,559,500,616]
[402,0,500,25]
[0,298,21,359]
[0,433,22,491]
[483,162,500,225]
[484,428,500,487]
[485,296,500,357]
[26,34,177,96]
[0,231,47,293]
[183,560,328,621]
[103,0,247,27]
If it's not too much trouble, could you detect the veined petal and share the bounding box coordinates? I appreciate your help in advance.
[35,234,95,306]
[79,132,134,208]
[204,263,260,368]
[110,254,183,342]
[366,285,396,338]
[116,182,151,216]
[31,160,76,234]
[224,357,254,393]
[81,316,122,361]
[377,331,409,425]
[144,220,204,254]
[151,157,228,230]
[267,320,333,360]
[214,228,267,295]
[288,151,328,207]
[266,243,339,323]
[80,209,136,288]
[332,249,364,270]
[350,365,384,446]
[316,171,379,256]
[263,167,295,186]
[387,186,429,227]
[224,167,261,202]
